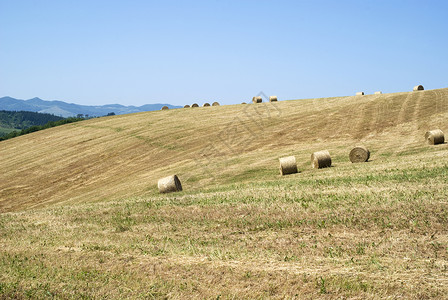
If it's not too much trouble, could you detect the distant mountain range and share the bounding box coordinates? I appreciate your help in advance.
[0,97,182,117]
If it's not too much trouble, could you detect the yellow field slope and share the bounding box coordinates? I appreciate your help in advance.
[1,88,448,212]
[2,88,448,298]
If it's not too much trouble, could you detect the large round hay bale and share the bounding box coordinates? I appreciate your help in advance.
[184,105,190,108]
[161,106,169,110]
[203,103,210,107]
[356,92,365,96]
[158,175,182,193]
[425,129,444,145]
[413,85,424,91]
[279,156,298,176]
[212,102,220,106]
[374,91,382,95]
[311,150,332,169]
[252,96,262,103]
[191,103,199,107]
[349,146,370,163]
[269,96,278,102]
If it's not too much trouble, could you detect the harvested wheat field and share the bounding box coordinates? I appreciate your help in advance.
[1,88,448,298]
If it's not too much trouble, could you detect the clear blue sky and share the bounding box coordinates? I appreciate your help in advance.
[1,0,447,106]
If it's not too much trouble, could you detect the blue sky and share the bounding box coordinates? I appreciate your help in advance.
[1,0,447,106]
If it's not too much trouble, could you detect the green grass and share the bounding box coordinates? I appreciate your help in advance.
[0,126,17,136]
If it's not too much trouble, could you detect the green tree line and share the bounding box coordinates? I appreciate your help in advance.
[0,110,65,130]
[0,117,85,142]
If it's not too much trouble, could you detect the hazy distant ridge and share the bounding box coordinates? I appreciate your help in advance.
[0,96,181,117]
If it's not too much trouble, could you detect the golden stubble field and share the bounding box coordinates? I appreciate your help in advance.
[1,88,447,212]
[1,88,448,298]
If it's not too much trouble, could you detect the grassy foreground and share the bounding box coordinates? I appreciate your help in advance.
[1,149,448,298]
[1,89,448,298]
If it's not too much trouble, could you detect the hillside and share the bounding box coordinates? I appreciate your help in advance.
[0,110,64,136]
[1,88,447,212]
[1,88,448,298]
[0,96,182,117]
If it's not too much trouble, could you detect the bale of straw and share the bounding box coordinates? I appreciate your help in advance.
[279,156,298,176]
[252,96,262,103]
[161,106,169,110]
[203,103,211,107]
[184,105,190,108]
[349,146,370,163]
[191,103,199,107]
[269,96,278,102]
[212,102,220,106]
[158,175,182,193]
[311,150,332,169]
[425,129,444,145]
[374,91,382,95]
[413,85,424,91]
[356,92,365,96]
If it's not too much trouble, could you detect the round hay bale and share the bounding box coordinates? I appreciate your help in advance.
[191,103,199,107]
[184,105,190,108]
[158,175,182,193]
[356,92,365,96]
[269,96,278,102]
[279,156,298,176]
[349,146,370,163]
[161,106,169,110]
[203,103,210,107]
[413,85,424,91]
[212,102,220,106]
[252,96,262,103]
[241,102,246,104]
[374,91,382,95]
[425,129,444,145]
[311,150,332,169]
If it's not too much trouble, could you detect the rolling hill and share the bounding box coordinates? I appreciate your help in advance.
[1,88,448,298]
[0,110,65,137]
[0,96,182,117]
[1,88,447,212]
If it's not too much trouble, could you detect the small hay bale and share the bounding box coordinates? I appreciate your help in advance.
[158,175,182,193]
[425,129,444,145]
[311,150,332,169]
[203,103,210,107]
[241,102,246,104]
[349,146,370,163]
[184,105,190,108]
[356,92,365,96]
[279,156,298,176]
[161,106,169,110]
[269,96,278,102]
[413,85,424,91]
[191,103,199,107]
[252,96,262,103]
[212,102,220,106]
[374,91,382,95]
